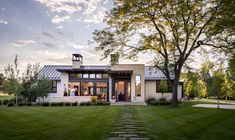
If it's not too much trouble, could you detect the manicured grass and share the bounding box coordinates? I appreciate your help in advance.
[137,104,235,140]
[0,106,120,140]
[0,104,235,140]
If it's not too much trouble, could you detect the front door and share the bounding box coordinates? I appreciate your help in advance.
[115,81,131,102]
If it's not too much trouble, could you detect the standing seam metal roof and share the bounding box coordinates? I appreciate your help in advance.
[38,65,170,81]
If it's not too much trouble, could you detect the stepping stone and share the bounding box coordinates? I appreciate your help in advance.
[110,132,127,134]
[130,138,150,140]
[134,131,147,134]
[119,134,138,137]
[107,137,126,140]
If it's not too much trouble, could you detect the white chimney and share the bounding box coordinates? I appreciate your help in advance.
[72,54,83,69]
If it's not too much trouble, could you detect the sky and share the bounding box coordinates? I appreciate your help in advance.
[0,0,226,74]
[0,0,153,73]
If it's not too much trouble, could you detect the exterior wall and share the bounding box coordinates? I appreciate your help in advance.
[145,80,182,101]
[109,77,112,102]
[111,64,145,103]
[44,96,91,103]
[60,72,69,96]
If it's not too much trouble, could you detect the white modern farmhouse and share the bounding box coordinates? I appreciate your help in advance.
[38,54,183,104]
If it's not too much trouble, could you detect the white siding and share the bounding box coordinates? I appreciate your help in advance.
[145,81,183,101]
[60,72,69,96]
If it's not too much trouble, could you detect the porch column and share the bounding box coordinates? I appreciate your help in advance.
[109,77,112,102]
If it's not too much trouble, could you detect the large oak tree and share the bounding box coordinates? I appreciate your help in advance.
[93,0,234,106]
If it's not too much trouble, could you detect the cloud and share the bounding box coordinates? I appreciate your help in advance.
[35,0,108,24]
[83,7,106,24]
[55,25,63,29]
[42,31,55,38]
[67,41,87,49]
[51,15,70,24]
[42,42,57,48]
[0,19,8,24]
[11,40,36,47]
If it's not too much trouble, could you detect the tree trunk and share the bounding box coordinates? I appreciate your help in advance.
[172,82,178,106]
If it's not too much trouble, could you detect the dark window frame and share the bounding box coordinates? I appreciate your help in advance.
[51,80,57,93]
[156,80,172,93]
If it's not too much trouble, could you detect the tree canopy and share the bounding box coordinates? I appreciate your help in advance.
[93,0,235,105]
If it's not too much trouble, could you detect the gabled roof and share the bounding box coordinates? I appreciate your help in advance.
[38,65,72,80]
[38,65,170,81]
[145,66,175,80]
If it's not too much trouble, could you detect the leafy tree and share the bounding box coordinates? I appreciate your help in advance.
[221,73,234,101]
[93,0,233,106]
[159,80,168,98]
[21,63,50,102]
[197,79,207,98]
[211,65,224,108]
[21,63,40,102]
[184,71,199,98]
[208,0,235,51]
[228,53,235,80]
[3,55,21,105]
[34,78,51,102]
[184,80,193,97]
[199,61,214,83]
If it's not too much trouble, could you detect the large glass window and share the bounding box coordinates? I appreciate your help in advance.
[96,74,102,78]
[68,82,80,96]
[81,82,94,96]
[135,75,141,96]
[90,74,96,78]
[69,73,82,79]
[102,74,109,78]
[96,82,107,101]
[83,74,89,78]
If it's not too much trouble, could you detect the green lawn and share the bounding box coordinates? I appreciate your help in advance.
[0,104,235,140]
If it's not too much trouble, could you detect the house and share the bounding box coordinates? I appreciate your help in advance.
[38,54,183,103]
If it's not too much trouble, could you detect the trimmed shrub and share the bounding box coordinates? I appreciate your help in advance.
[91,101,110,106]
[7,102,14,107]
[146,97,171,106]
[159,97,166,102]
[72,102,78,106]
[146,97,157,105]
[26,102,32,106]
[58,102,64,106]
[41,102,50,107]
[91,96,97,103]
[0,101,2,105]
[34,102,41,106]
[18,102,26,106]
[80,102,91,106]
[65,102,71,106]
[50,102,58,106]
[3,99,9,105]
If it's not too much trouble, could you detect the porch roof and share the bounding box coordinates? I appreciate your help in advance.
[108,70,133,77]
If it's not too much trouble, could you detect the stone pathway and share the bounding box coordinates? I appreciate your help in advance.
[108,107,149,140]
[193,104,235,110]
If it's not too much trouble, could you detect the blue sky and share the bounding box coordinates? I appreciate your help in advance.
[0,0,152,73]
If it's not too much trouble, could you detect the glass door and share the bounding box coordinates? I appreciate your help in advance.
[115,81,131,102]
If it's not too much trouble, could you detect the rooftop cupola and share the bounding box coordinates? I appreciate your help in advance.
[72,54,83,69]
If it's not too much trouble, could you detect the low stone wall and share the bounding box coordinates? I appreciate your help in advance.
[43,96,91,103]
